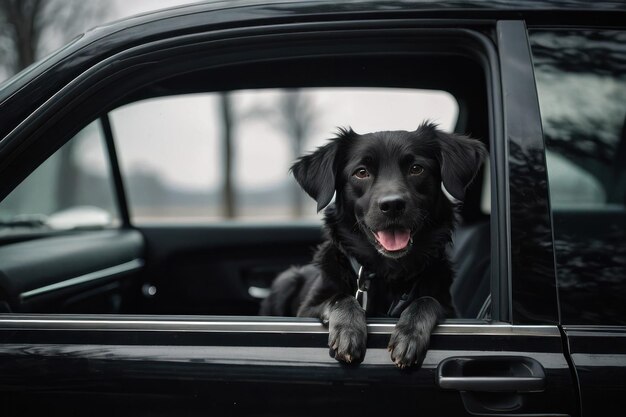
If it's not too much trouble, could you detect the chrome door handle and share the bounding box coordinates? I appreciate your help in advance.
[437,356,546,393]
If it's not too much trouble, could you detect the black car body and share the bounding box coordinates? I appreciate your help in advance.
[0,1,624,416]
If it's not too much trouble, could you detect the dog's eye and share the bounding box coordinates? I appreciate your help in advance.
[353,168,370,179]
[409,164,424,176]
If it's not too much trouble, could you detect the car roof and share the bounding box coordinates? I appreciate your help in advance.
[3,0,625,94]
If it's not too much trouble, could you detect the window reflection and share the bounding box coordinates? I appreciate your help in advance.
[531,29,626,325]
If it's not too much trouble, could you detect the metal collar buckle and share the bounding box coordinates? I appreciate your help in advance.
[355,265,373,311]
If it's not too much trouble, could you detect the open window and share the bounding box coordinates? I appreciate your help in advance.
[109,88,459,222]
[0,27,496,321]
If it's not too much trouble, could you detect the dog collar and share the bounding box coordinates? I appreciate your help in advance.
[348,255,420,318]
[348,256,375,311]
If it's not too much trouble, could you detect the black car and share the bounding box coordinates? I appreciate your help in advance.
[0,1,624,416]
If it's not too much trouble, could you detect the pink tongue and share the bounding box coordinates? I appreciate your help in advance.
[374,229,411,251]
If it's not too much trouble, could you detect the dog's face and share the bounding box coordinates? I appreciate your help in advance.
[342,130,442,258]
[292,123,486,259]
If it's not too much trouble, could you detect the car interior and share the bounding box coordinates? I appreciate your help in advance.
[0,36,493,321]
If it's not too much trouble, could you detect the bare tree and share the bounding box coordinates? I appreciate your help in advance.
[0,0,108,74]
[0,0,40,71]
[219,93,235,218]
[532,29,626,202]
[276,89,318,217]
[236,89,319,217]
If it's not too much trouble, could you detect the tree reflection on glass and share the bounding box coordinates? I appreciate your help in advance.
[530,29,626,324]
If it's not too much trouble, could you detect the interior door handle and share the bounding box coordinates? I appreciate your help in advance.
[437,356,546,393]
[248,286,271,299]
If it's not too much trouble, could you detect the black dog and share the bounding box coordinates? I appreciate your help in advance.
[260,122,486,368]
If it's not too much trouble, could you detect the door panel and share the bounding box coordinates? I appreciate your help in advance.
[564,327,626,416]
[0,230,144,313]
[0,317,576,416]
[135,224,322,315]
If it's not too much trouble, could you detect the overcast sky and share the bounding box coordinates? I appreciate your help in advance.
[112,0,204,19]
[102,88,457,191]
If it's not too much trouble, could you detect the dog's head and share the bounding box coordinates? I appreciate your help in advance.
[292,122,487,259]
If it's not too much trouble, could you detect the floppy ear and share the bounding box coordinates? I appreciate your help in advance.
[291,129,353,212]
[434,129,487,203]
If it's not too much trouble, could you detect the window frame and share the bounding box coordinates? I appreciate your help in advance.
[0,21,510,325]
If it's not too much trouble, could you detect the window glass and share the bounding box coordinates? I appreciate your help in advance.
[530,29,626,324]
[110,88,458,223]
[0,120,120,234]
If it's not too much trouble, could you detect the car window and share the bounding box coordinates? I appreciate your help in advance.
[530,29,626,324]
[0,30,493,321]
[109,88,458,223]
[0,120,120,234]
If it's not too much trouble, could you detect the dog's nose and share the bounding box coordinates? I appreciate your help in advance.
[378,195,406,217]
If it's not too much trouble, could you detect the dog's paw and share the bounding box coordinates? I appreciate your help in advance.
[388,297,442,369]
[327,299,367,364]
[388,322,430,369]
[329,322,367,364]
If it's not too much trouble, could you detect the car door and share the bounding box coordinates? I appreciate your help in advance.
[0,4,577,416]
[528,26,626,416]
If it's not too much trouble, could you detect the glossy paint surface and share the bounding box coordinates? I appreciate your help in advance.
[497,21,559,325]
[564,327,626,416]
[0,317,576,416]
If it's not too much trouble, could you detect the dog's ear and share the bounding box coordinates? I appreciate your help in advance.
[291,128,354,212]
[428,125,487,202]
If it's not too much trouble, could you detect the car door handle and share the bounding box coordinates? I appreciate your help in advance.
[437,356,546,393]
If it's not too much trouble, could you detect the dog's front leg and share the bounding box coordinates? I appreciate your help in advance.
[321,296,367,364]
[388,296,444,369]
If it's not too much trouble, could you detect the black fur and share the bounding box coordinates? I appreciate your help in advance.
[260,122,487,368]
